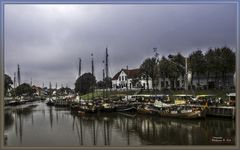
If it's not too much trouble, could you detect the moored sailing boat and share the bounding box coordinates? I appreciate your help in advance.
[155,102,207,119]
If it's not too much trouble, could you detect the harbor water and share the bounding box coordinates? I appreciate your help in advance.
[4,101,235,146]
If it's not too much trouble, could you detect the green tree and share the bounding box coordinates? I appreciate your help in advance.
[104,77,112,89]
[140,57,156,91]
[57,87,73,95]
[15,83,34,96]
[97,81,105,89]
[189,50,206,88]
[205,47,235,89]
[75,72,96,95]
[168,53,185,76]
[217,47,235,87]
[205,48,217,88]
[158,56,179,89]
[131,77,141,88]
[167,53,185,89]
[4,74,13,96]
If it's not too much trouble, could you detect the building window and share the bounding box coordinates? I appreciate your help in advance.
[125,76,127,81]
[119,77,121,81]
[122,76,124,81]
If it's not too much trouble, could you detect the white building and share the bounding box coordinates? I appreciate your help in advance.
[112,68,153,90]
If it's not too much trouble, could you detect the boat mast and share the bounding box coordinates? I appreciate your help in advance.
[103,68,105,98]
[105,47,109,98]
[78,58,81,78]
[13,72,16,100]
[13,72,16,89]
[91,53,94,100]
[49,81,52,98]
[126,65,128,101]
[17,64,21,86]
[105,47,109,79]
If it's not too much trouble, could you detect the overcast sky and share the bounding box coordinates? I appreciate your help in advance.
[4,4,237,89]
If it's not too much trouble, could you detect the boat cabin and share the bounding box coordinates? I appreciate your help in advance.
[173,94,194,105]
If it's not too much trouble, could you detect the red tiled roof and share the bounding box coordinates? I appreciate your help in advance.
[112,68,141,80]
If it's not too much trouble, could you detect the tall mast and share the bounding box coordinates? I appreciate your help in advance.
[13,72,16,88]
[103,68,105,98]
[91,53,94,99]
[30,78,32,86]
[78,58,81,78]
[185,57,188,91]
[91,53,94,76]
[105,47,109,78]
[17,64,21,86]
[49,81,52,89]
[126,65,128,101]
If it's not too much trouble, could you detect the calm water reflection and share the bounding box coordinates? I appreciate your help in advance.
[4,101,235,146]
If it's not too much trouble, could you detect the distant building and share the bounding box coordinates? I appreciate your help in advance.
[112,68,153,90]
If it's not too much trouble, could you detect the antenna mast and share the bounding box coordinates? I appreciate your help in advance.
[105,47,109,78]
[78,58,81,77]
[17,64,21,86]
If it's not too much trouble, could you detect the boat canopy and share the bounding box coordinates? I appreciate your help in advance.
[154,100,172,108]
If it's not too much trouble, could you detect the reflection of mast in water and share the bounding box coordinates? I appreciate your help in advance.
[75,117,81,145]
[72,115,75,131]
[103,120,110,145]
[49,107,53,129]
[152,119,156,138]
[80,118,83,145]
[31,113,34,126]
[15,113,18,137]
[42,109,45,118]
[103,121,107,145]
[92,120,96,145]
[147,119,150,138]
[126,118,130,146]
[107,121,111,145]
[56,109,59,124]
[19,113,23,143]
[75,117,84,145]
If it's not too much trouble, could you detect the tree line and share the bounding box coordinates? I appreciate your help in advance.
[139,47,235,90]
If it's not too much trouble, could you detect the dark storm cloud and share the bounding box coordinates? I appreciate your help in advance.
[4,4,237,88]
